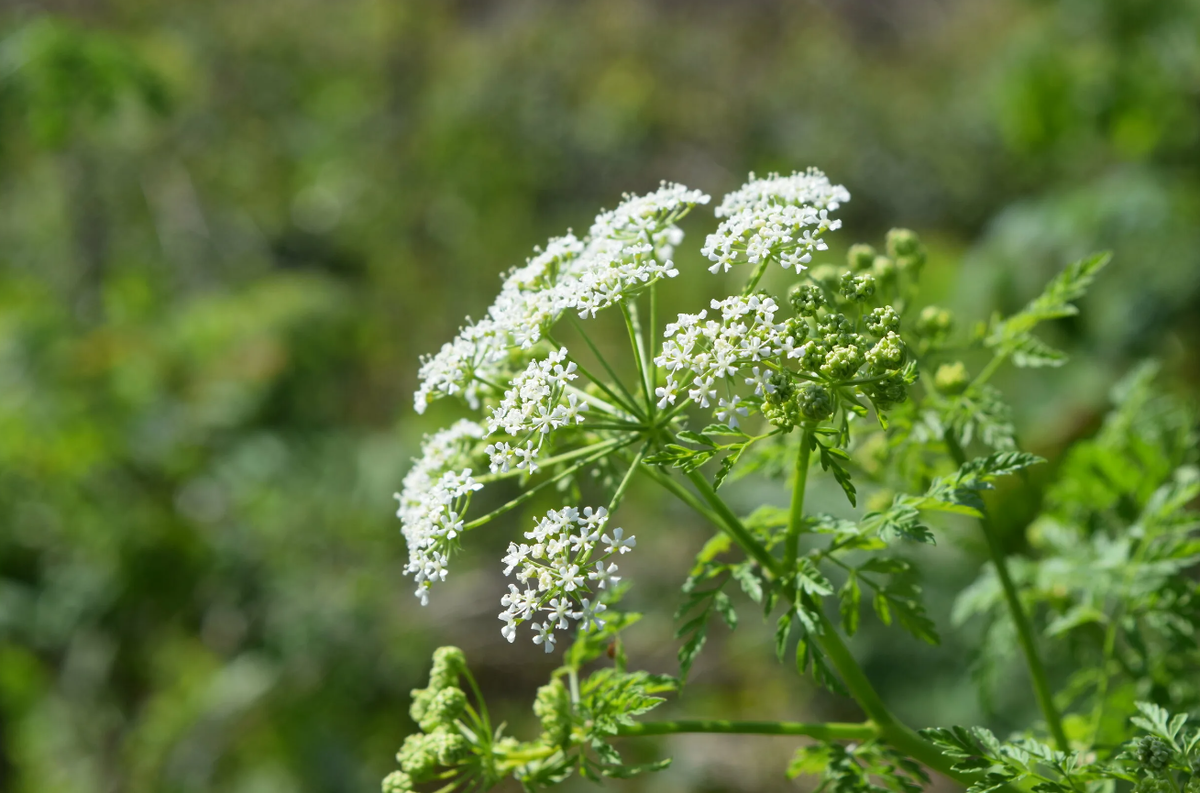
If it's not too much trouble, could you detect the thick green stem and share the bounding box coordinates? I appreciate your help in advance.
[618,719,877,741]
[944,435,1068,752]
[814,614,982,786]
[658,461,1021,792]
[784,425,815,572]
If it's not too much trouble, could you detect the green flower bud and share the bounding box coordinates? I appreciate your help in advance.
[766,371,795,403]
[382,770,415,793]
[789,284,825,317]
[819,345,864,381]
[840,272,876,302]
[872,255,897,283]
[810,264,841,290]
[409,687,435,726]
[533,679,573,748]
[885,228,921,258]
[865,306,901,336]
[428,727,471,766]
[797,384,835,421]
[429,646,466,690]
[865,331,906,372]
[862,375,910,411]
[1136,736,1173,773]
[817,312,855,341]
[419,686,467,732]
[914,305,953,339]
[847,243,876,271]
[934,362,969,395]
[762,399,797,431]
[398,733,438,777]
[795,339,828,373]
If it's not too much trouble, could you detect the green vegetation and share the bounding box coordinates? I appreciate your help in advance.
[0,2,1197,792]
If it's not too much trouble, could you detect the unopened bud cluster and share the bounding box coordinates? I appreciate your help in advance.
[385,647,473,793]
[1135,736,1173,774]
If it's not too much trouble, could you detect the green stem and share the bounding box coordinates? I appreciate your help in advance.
[607,441,650,513]
[944,435,1068,752]
[463,438,633,530]
[547,331,644,418]
[784,425,815,572]
[618,719,877,741]
[814,615,981,786]
[475,443,617,484]
[642,465,730,539]
[970,352,1007,390]
[741,258,772,295]
[621,300,653,416]
[658,463,1022,793]
[566,314,645,420]
[683,468,780,575]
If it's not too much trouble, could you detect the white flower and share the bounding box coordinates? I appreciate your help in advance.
[532,621,557,653]
[716,396,749,428]
[498,506,634,647]
[395,421,485,604]
[602,527,637,554]
[701,169,848,276]
[413,185,710,414]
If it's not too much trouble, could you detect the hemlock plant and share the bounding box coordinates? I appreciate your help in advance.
[387,170,1200,793]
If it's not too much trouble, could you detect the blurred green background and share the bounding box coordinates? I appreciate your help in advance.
[1,1,1198,791]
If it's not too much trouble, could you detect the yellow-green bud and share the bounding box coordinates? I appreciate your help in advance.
[419,686,467,732]
[847,243,876,271]
[840,272,876,302]
[397,734,437,777]
[865,331,906,372]
[788,284,825,316]
[382,770,414,793]
[820,345,864,381]
[428,727,471,766]
[797,384,835,420]
[872,255,897,283]
[429,646,466,690]
[533,679,573,748]
[915,305,953,339]
[865,306,900,336]
[934,362,969,395]
[885,228,921,258]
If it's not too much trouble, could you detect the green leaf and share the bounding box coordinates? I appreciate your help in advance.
[813,436,857,507]
[731,563,763,604]
[774,612,792,661]
[677,430,715,447]
[794,557,833,597]
[839,574,861,636]
[713,591,737,630]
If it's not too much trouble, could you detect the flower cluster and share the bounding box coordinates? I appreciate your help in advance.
[385,647,472,793]
[654,265,915,429]
[413,184,709,413]
[702,169,849,274]
[655,294,787,427]
[484,347,589,474]
[394,421,485,604]
[499,506,635,651]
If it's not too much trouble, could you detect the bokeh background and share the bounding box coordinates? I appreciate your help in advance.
[1,1,1198,791]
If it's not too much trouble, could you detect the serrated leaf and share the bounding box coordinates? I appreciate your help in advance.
[775,612,792,661]
[731,563,763,603]
[839,574,861,636]
[677,430,715,447]
[701,423,750,437]
[677,627,707,681]
[713,591,737,630]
